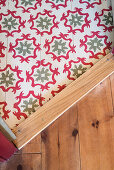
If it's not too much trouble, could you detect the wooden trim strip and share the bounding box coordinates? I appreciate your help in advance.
[13,53,114,149]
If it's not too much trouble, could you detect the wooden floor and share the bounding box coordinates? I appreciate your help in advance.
[0,73,114,170]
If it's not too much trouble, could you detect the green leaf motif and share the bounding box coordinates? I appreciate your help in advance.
[34,68,51,83]
[52,39,68,55]
[0,70,15,87]
[36,16,52,30]
[102,12,113,25]
[69,13,84,27]
[21,0,35,6]
[87,37,103,52]
[21,98,38,115]
[2,17,18,31]
[16,41,34,56]
[71,65,87,78]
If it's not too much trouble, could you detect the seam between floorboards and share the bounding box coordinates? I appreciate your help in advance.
[109,75,114,115]
[76,104,82,170]
[14,152,42,155]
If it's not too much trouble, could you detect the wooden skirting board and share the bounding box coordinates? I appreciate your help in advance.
[12,53,114,149]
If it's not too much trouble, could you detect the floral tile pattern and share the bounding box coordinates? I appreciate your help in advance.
[0,0,113,128]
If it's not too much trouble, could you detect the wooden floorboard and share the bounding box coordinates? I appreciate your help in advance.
[41,119,60,170]
[110,73,114,112]
[57,105,80,170]
[41,104,81,170]
[0,154,41,170]
[21,134,41,154]
[77,74,114,170]
[0,73,114,170]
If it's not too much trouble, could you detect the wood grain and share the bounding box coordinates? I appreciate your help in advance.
[41,121,59,170]
[21,134,41,154]
[0,154,41,170]
[41,104,80,170]
[58,105,80,170]
[77,76,114,170]
[13,53,114,149]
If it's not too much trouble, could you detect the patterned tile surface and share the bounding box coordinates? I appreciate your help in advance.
[0,0,113,128]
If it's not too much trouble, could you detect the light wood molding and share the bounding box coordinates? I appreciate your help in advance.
[13,53,114,149]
